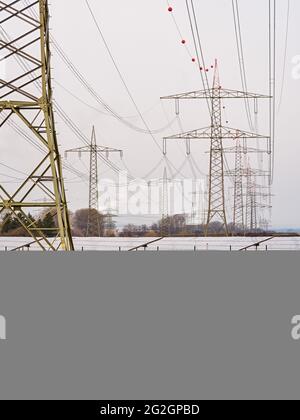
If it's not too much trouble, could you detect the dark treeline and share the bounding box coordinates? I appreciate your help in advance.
[0,210,274,237]
[119,214,274,237]
[0,208,111,238]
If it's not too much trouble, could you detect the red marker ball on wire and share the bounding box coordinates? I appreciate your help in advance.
[168,6,173,12]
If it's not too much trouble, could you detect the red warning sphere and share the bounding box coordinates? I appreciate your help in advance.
[192,58,196,63]
[168,6,173,12]
[181,39,186,44]
[200,67,203,71]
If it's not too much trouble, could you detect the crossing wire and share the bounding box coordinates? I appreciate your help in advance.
[231,0,254,132]
[277,0,290,113]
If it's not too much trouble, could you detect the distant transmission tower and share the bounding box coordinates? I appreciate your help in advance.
[0,0,73,250]
[232,139,244,233]
[160,167,170,237]
[239,159,272,234]
[226,159,270,234]
[161,60,270,236]
[65,126,122,236]
[224,143,270,235]
[245,168,257,232]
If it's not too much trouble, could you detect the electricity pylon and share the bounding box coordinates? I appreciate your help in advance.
[0,0,73,250]
[225,160,271,234]
[224,144,269,234]
[161,60,270,236]
[245,172,272,233]
[65,126,122,236]
[245,169,257,232]
[232,139,244,233]
[160,167,170,236]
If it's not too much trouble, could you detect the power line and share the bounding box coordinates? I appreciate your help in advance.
[54,80,176,134]
[277,0,290,112]
[84,0,165,149]
[22,0,173,137]
[165,0,194,59]
[269,0,276,184]
[185,0,211,116]
[33,0,190,181]
[231,0,254,131]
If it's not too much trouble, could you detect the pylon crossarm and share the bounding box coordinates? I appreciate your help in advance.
[223,147,269,154]
[225,171,269,177]
[161,88,271,101]
[164,127,270,141]
[66,146,122,154]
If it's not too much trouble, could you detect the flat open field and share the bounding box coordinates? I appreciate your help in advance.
[1,236,300,251]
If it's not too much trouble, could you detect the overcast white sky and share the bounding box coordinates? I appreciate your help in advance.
[2,0,300,229]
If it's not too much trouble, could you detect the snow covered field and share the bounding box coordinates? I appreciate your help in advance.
[0,236,300,251]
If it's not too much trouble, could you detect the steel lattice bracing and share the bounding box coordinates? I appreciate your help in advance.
[245,169,257,232]
[233,139,244,233]
[0,0,73,250]
[161,89,271,101]
[87,126,100,237]
[244,169,272,233]
[163,127,269,141]
[65,126,122,237]
[226,162,271,234]
[205,62,228,234]
[160,167,170,237]
[162,60,270,236]
[89,126,99,211]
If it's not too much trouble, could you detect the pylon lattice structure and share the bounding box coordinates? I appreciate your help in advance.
[65,126,122,237]
[232,139,244,233]
[0,0,73,250]
[224,144,270,234]
[225,161,271,234]
[161,60,270,236]
[160,167,170,237]
[245,168,257,232]
[245,170,272,233]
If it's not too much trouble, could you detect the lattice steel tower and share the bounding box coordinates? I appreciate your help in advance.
[161,60,270,236]
[87,126,99,236]
[0,0,73,250]
[89,126,99,211]
[160,167,170,237]
[66,126,122,236]
[233,139,245,233]
[245,168,257,233]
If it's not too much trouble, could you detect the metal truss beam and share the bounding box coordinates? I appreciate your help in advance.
[0,0,73,250]
[66,126,122,237]
[164,127,269,141]
[161,89,270,101]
